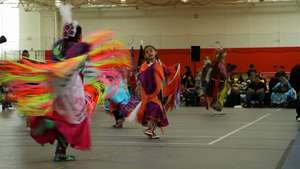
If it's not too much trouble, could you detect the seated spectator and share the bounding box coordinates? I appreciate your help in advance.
[239,77,249,107]
[127,69,137,94]
[247,64,256,79]
[246,74,267,107]
[21,50,30,59]
[264,71,282,106]
[20,50,44,64]
[225,73,243,107]
[271,72,297,107]
[181,66,195,89]
[0,82,14,111]
[194,70,202,96]
[181,66,197,106]
[269,75,280,93]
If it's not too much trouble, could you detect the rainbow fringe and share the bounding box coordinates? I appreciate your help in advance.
[0,31,131,117]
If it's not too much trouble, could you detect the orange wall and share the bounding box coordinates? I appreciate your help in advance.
[46,47,300,75]
[132,47,300,75]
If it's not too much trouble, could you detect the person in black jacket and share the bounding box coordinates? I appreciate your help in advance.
[246,74,267,107]
[289,64,300,121]
[181,66,195,89]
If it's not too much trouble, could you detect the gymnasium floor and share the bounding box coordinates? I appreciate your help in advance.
[0,107,298,169]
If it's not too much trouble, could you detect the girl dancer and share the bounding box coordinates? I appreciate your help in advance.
[128,45,180,139]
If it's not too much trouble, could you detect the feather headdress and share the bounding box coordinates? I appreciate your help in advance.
[59,4,78,39]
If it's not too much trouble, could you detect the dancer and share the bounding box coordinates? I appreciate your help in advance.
[128,45,180,139]
[0,4,130,161]
[106,69,140,128]
[29,6,98,161]
[205,44,228,114]
[289,64,300,121]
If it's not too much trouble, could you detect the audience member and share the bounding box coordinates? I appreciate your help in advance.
[246,74,267,107]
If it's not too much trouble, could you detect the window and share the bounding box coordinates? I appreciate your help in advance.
[0,2,19,59]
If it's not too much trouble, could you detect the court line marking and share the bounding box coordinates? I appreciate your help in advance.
[208,113,271,145]
[92,141,209,146]
[0,133,218,139]
[91,135,217,146]
[91,135,218,139]
[0,142,210,147]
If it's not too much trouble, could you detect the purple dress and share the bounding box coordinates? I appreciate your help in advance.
[138,63,169,127]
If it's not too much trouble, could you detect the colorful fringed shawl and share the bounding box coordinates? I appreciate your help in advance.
[0,31,131,118]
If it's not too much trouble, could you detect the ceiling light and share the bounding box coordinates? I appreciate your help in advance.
[55,0,62,7]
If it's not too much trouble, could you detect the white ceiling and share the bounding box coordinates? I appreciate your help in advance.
[2,0,299,9]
